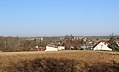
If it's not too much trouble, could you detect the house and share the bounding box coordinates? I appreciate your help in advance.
[58,46,65,50]
[93,40,101,44]
[45,46,65,51]
[30,47,46,51]
[45,46,58,51]
[116,42,119,46]
[92,42,112,51]
[81,44,94,50]
[116,39,119,46]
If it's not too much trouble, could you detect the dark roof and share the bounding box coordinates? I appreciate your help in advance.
[92,42,101,48]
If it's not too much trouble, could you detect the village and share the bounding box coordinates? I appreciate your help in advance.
[30,35,119,52]
[1,0,119,71]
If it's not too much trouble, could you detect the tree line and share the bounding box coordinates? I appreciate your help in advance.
[0,36,46,52]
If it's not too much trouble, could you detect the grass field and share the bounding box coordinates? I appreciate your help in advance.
[0,50,119,72]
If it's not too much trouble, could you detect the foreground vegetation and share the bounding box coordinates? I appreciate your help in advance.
[0,50,119,72]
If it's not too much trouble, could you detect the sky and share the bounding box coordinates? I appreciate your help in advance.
[0,0,119,36]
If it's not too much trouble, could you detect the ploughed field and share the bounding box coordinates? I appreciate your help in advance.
[0,50,119,72]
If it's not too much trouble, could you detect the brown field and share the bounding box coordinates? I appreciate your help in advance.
[0,50,119,72]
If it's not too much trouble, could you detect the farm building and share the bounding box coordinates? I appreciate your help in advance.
[92,42,112,51]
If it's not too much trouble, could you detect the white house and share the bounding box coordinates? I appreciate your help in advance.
[92,42,112,51]
[45,46,65,51]
[45,46,58,51]
[117,42,119,46]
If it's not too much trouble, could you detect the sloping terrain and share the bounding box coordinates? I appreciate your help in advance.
[0,51,119,72]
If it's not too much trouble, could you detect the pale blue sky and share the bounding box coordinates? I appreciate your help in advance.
[0,0,119,36]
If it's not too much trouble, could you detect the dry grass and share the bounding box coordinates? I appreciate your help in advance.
[0,50,119,72]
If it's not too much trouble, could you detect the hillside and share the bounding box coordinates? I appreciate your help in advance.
[0,51,119,72]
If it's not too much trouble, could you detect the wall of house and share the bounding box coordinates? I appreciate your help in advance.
[58,46,65,50]
[45,46,58,51]
[93,42,112,51]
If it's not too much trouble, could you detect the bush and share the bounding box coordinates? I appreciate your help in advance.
[7,58,78,72]
[5,58,119,72]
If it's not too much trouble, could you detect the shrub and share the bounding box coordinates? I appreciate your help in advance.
[7,58,78,72]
